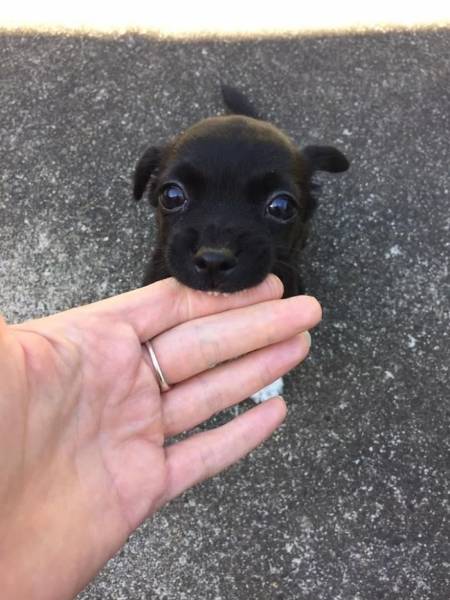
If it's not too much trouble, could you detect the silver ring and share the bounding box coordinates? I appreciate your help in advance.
[144,340,171,392]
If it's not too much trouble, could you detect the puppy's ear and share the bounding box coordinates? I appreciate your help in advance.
[302,145,350,174]
[133,145,162,201]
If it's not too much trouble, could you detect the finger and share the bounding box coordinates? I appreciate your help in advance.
[0,313,9,339]
[163,331,311,437]
[158,396,287,507]
[151,295,321,385]
[33,275,284,341]
[91,275,284,341]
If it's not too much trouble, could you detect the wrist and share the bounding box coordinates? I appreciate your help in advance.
[1,499,92,599]
[0,474,123,600]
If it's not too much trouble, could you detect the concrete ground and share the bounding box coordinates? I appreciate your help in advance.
[1,28,449,600]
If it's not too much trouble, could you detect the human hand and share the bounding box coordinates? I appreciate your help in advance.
[0,276,321,599]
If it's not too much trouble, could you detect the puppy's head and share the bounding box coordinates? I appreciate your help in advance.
[134,115,348,293]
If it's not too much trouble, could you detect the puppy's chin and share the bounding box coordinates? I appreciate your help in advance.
[166,267,270,293]
[165,232,274,293]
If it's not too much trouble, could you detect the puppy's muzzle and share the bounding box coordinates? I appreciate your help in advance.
[166,225,273,292]
[194,246,237,278]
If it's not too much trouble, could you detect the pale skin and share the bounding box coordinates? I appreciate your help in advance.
[0,275,321,599]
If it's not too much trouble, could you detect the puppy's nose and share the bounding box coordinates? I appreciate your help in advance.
[194,246,237,275]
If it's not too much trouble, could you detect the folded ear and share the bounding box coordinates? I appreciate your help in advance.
[133,145,162,201]
[302,145,350,173]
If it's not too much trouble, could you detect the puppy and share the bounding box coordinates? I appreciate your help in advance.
[134,85,349,401]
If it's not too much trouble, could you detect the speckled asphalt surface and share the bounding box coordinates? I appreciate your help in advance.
[1,28,449,600]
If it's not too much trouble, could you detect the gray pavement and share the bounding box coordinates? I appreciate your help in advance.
[1,28,449,600]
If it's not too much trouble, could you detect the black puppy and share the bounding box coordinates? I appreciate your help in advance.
[134,85,349,298]
[133,85,349,401]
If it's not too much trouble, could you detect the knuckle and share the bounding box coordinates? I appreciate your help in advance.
[197,329,221,370]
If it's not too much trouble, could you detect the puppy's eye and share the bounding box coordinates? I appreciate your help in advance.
[159,184,187,212]
[266,194,297,222]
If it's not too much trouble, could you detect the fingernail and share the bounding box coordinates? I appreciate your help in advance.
[266,273,284,297]
[301,330,312,349]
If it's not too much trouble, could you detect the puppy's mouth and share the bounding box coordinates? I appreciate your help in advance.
[165,230,274,293]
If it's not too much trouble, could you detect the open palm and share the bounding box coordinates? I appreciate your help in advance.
[0,276,320,599]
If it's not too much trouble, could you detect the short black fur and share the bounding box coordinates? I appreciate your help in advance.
[134,86,349,297]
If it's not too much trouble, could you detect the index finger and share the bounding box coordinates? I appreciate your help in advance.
[77,275,284,341]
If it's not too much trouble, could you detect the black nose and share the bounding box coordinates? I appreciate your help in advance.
[194,247,237,275]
